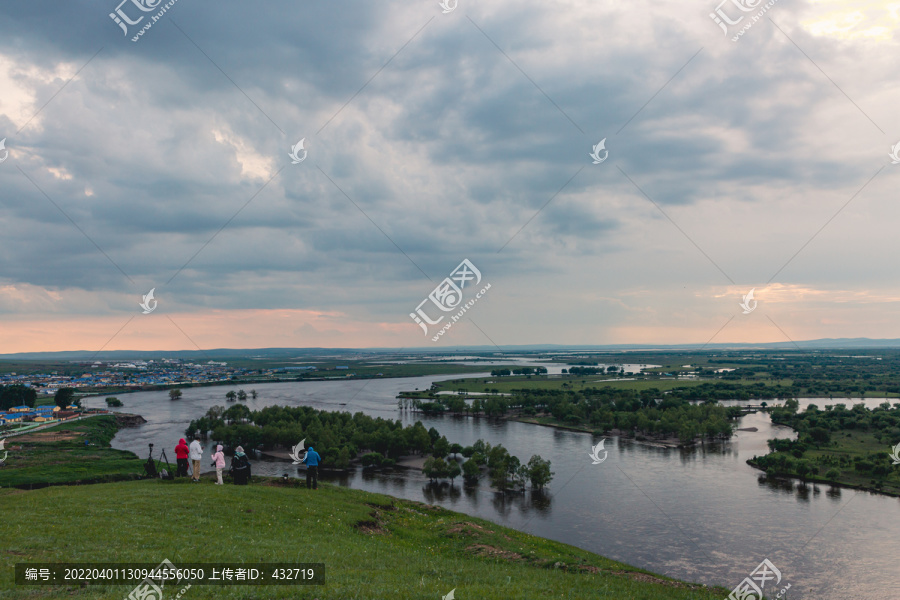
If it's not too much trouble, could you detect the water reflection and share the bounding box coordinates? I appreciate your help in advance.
[490,491,517,518]
[422,482,462,504]
[758,474,796,494]
[523,489,552,515]
[462,483,480,502]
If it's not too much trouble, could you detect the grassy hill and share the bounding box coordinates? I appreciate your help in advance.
[0,479,726,600]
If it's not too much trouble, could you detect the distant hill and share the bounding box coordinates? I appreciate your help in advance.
[3,338,900,360]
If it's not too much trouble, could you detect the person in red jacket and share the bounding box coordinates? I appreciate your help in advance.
[175,438,190,478]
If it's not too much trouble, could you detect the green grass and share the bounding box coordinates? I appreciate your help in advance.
[0,416,146,488]
[0,479,728,600]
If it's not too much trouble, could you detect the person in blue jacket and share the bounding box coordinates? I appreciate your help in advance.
[304,446,321,489]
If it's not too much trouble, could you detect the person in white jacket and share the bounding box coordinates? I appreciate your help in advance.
[189,438,203,482]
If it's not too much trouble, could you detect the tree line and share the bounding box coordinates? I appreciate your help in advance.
[489,367,548,376]
[406,387,740,443]
[0,385,37,410]
[186,404,467,471]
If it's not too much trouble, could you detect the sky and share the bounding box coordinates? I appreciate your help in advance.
[0,0,898,353]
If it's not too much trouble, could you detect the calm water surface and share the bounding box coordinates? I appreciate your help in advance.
[83,380,900,599]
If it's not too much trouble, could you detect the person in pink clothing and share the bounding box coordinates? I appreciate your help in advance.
[211,445,226,485]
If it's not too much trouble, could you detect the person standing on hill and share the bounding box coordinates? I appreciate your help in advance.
[304,446,321,490]
[230,446,251,485]
[189,437,203,482]
[175,438,190,478]
[211,444,226,485]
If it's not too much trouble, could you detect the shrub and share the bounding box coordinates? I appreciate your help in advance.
[361,452,385,468]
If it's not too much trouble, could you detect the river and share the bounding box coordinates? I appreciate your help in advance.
[82,377,900,599]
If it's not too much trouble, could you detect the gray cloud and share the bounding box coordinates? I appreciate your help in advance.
[0,0,897,345]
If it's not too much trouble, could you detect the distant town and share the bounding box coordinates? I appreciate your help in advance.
[0,404,105,431]
[0,359,343,398]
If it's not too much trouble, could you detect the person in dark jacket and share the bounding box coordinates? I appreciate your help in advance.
[304,446,321,489]
[175,438,190,477]
[230,446,251,485]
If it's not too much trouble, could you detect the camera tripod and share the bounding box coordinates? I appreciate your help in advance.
[144,443,173,479]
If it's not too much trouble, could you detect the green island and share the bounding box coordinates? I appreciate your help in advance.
[400,378,744,445]
[0,415,729,599]
[398,350,900,494]
[748,399,900,496]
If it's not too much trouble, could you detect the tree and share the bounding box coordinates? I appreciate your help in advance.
[506,456,522,489]
[412,427,432,455]
[237,389,248,402]
[55,388,76,409]
[526,455,554,490]
[226,391,237,402]
[224,403,251,424]
[487,445,510,470]
[449,443,463,458]
[169,389,183,401]
[446,397,467,414]
[514,464,529,491]
[335,447,351,469]
[433,436,451,458]
[462,459,480,483]
[447,460,462,482]
[810,427,831,447]
[423,457,435,480]
[423,457,450,481]
[105,397,123,407]
[490,459,511,491]
[251,389,258,399]
[427,427,441,444]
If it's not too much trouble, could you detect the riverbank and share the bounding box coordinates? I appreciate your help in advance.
[511,416,687,448]
[50,363,494,402]
[0,415,147,488]
[0,478,728,600]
